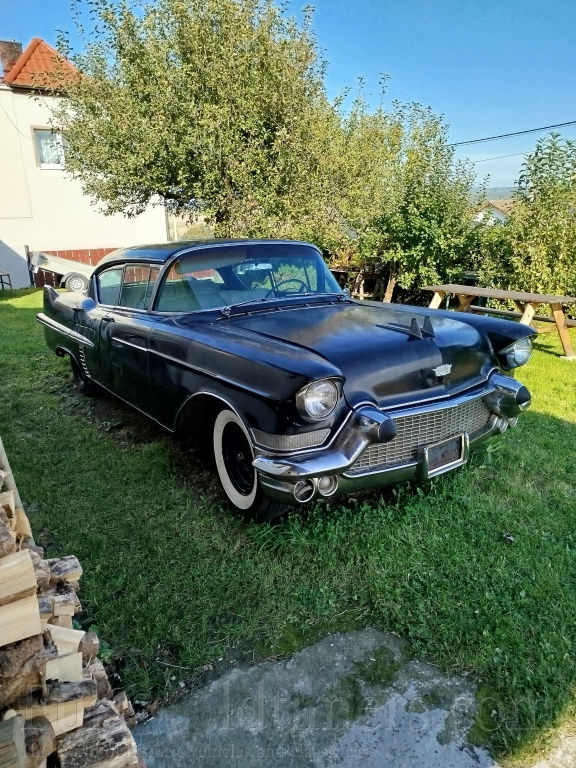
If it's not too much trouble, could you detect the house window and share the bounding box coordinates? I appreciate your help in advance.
[34,129,65,169]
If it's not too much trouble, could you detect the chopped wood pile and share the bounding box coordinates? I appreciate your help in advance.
[0,439,144,768]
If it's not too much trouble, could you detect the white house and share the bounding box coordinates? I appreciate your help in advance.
[473,199,514,225]
[0,37,168,288]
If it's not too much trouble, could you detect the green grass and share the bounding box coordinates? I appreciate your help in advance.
[1,288,576,765]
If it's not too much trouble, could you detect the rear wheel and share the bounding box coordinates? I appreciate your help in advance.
[213,409,288,522]
[70,357,99,397]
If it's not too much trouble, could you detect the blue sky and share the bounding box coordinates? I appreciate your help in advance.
[2,0,575,188]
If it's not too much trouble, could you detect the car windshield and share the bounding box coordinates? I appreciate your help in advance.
[154,243,342,313]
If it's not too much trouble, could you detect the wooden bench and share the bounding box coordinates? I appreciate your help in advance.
[422,283,576,360]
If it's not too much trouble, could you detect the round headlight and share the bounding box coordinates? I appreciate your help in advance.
[502,337,533,368]
[297,379,339,421]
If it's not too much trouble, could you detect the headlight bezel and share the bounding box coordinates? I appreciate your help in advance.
[499,337,533,369]
[295,378,341,422]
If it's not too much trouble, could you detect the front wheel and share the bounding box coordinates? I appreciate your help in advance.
[213,409,288,522]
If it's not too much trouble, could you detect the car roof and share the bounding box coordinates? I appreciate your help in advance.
[96,238,318,269]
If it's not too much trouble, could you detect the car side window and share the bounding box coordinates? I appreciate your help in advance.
[97,267,123,306]
[119,265,158,309]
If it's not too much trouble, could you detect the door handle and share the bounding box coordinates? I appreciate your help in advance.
[103,314,115,323]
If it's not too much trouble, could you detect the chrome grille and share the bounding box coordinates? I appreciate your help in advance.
[347,397,491,476]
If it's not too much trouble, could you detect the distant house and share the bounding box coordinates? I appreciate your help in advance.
[474,199,515,225]
[0,37,168,288]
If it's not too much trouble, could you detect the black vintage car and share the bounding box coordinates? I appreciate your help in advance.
[38,239,535,520]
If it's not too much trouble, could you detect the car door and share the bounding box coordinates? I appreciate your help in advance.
[72,266,124,385]
[99,264,160,411]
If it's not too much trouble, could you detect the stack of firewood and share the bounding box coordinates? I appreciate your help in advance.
[0,439,144,768]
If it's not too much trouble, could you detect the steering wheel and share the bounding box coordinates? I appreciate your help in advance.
[265,279,309,299]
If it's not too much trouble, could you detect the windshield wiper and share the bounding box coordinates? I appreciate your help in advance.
[219,292,348,316]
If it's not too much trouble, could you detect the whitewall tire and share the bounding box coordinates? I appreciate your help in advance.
[213,409,258,510]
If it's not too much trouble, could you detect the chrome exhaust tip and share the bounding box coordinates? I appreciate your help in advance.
[317,475,339,497]
[293,479,316,503]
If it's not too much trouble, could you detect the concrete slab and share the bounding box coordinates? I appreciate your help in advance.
[134,629,499,767]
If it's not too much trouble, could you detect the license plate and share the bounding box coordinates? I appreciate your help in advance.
[427,434,465,474]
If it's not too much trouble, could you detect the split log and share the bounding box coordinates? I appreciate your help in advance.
[0,519,16,559]
[20,541,44,559]
[13,510,32,540]
[23,718,54,766]
[79,633,99,663]
[30,556,50,593]
[14,681,97,738]
[49,616,73,630]
[37,600,52,631]
[15,702,85,739]
[0,715,26,768]
[0,634,57,710]
[111,693,135,730]
[45,680,98,705]
[44,557,82,586]
[110,693,130,718]
[0,490,15,522]
[0,439,25,513]
[0,635,43,679]
[0,595,42,648]
[51,594,76,618]
[56,700,138,768]
[86,659,113,701]
[0,552,38,608]
[45,653,83,684]
[45,626,85,658]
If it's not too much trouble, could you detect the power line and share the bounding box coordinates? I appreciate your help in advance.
[449,120,576,147]
[471,151,527,164]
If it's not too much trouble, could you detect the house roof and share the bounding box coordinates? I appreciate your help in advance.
[477,199,515,216]
[4,37,76,89]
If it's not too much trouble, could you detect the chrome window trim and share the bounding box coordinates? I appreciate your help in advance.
[149,240,334,314]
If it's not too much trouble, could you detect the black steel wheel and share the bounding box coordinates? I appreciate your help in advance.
[213,409,288,522]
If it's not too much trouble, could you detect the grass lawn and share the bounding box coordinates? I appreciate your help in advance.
[1,287,575,765]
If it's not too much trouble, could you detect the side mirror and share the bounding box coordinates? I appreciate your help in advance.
[343,287,351,298]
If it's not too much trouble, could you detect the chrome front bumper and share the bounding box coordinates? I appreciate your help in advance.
[253,372,530,505]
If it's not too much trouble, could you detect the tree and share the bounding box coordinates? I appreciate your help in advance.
[507,133,576,296]
[52,0,344,240]
[339,100,478,301]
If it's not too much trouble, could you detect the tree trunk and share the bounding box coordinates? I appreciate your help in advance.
[383,267,399,303]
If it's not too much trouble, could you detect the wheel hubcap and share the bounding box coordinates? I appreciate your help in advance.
[222,423,254,495]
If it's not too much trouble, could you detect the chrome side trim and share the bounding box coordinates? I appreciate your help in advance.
[115,338,148,353]
[36,313,95,349]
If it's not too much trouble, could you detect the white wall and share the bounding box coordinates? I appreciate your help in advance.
[0,86,167,287]
[473,207,509,226]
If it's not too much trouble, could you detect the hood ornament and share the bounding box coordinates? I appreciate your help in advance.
[432,363,452,377]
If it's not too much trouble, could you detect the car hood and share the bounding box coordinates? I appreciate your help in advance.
[225,301,496,408]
